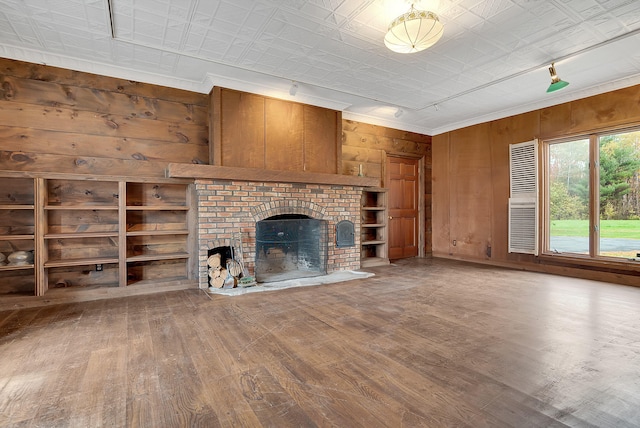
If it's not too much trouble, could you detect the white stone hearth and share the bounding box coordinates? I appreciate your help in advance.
[206,270,374,296]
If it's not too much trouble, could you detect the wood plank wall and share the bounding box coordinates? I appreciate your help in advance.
[342,120,432,254]
[0,58,434,258]
[0,58,209,178]
[432,84,640,285]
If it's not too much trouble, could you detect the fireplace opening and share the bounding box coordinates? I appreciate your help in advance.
[255,214,328,283]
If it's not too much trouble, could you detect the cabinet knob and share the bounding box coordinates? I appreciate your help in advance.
[389,216,393,220]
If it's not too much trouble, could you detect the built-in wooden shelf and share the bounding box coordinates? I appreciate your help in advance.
[1,174,195,298]
[0,264,34,271]
[126,230,189,237]
[0,235,34,241]
[362,240,386,245]
[127,252,190,263]
[0,204,34,210]
[45,232,119,239]
[360,188,390,268]
[45,205,118,211]
[126,206,189,211]
[44,257,119,268]
[361,257,388,267]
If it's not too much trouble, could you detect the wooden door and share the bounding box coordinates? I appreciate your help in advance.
[387,156,419,259]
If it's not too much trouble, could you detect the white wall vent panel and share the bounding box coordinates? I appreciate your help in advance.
[508,139,538,255]
[510,140,538,198]
[508,199,538,254]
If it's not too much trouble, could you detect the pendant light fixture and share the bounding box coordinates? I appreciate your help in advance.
[384,4,444,54]
[546,63,569,92]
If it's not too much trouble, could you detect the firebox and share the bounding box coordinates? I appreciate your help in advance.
[255,214,328,283]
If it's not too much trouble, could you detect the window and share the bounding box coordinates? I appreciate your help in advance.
[545,129,640,260]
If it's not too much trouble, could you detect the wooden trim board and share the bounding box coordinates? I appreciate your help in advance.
[166,163,380,187]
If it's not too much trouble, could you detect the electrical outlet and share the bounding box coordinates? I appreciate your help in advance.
[95,264,103,271]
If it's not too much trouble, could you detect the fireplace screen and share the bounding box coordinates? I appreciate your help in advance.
[255,215,328,283]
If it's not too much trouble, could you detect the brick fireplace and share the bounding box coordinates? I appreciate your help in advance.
[194,180,363,288]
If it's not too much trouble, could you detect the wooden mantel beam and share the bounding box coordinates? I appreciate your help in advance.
[166,163,380,187]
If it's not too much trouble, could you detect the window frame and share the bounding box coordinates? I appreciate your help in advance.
[541,126,640,264]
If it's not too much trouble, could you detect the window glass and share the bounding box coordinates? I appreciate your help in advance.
[548,139,590,254]
[598,130,640,259]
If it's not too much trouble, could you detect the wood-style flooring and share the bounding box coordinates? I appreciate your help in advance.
[1,258,640,427]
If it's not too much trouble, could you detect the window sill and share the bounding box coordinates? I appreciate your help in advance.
[538,252,640,274]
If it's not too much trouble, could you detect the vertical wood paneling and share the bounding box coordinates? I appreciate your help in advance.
[539,103,572,138]
[540,85,640,138]
[265,98,304,171]
[449,124,493,259]
[304,105,338,173]
[568,85,640,134]
[220,89,266,169]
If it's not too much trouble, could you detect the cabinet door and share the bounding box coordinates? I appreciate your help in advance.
[304,105,338,174]
[220,89,266,169]
[265,98,304,171]
[216,88,339,173]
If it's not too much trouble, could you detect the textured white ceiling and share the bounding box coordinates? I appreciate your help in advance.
[1,0,640,135]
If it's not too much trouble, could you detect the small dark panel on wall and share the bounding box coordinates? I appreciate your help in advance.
[336,220,355,247]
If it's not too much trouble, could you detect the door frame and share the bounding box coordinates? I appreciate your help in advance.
[383,152,426,258]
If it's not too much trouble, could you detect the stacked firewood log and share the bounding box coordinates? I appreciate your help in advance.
[207,254,228,288]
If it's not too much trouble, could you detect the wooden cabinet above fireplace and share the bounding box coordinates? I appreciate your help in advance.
[210,87,341,174]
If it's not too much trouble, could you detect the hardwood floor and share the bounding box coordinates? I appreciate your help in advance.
[1,258,639,427]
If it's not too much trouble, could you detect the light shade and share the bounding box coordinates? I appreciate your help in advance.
[546,63,569,93]
[384,7,443,54]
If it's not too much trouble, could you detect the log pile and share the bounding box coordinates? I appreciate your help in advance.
[207,236,256,288]
[207,254,227,288]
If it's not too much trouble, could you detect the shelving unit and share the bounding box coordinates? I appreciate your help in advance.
[361,188,390,268]
[0,174,195,297]
[0,177,36,296]
[39,179,121,291]
[125,182,194,285]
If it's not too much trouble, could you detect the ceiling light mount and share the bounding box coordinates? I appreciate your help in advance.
[546,63,569,93]
[289,82,298,96]
[384,4,444,54]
